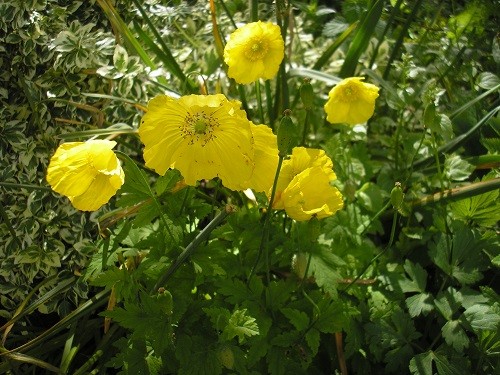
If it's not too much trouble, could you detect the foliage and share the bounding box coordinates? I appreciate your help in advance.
[1,0,499,374]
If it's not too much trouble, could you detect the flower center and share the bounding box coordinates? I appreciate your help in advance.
[194,119,207,134]
[182,109,219,146]
[341,84,358,102]
[245,38,269,61]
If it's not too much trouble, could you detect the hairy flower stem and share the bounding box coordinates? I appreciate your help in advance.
[152,206,233,292]
[300,109,311,146]
[343,211,398,293]
[255,80,265,123]
[247,156,284,286]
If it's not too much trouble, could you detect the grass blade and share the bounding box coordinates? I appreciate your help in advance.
[339,0,384,78]
[313,21,359,70]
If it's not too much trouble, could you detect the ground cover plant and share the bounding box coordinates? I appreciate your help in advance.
[0,0,499,374]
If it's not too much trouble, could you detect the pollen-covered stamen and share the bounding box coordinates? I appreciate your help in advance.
[245,38,269,61]
[340,84,358,102]
[181,110,220,145]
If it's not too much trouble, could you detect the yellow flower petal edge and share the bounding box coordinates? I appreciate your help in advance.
[46,140,124,211]
[273,147,336,209]
[324,77,380,125]
[224,21,285,84]
[138,94,255,190]
[281,166,344,221]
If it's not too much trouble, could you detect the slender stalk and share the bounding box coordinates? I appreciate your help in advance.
[255,80,265,123]
[152,206,234,292]
[343,211,399,292]
[265,81,275,126]
[409,177,500,207]
[247,156,284,285]
[300,109,311,146]
[249,0,258,22]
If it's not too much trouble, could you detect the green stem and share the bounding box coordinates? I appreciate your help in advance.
[152,206,233,292]
[344,211,398,292]
[265,81,275,126]
[300,110,311,146]
[249,0,258,22]
[247,156,284,286]
[408,177,500,207]
[357,200,392,235]
[255,80,265,123]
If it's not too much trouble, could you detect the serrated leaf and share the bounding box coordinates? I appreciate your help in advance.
[222,309,259,343]
[406,293,434,317]
[434,287,462,321]
[409,351,433,375]
[203,307,230,332]
[433,351,464,375]
[176,335,222,375]
[217,278,254,304]
[281,308,310,331]
[442,320,469,352]
[270,331,300,347]
[400,260,428,293]
[429,223,484,284]
[450,183,500,227]
[309,245,345,297]
[464,304,500,331]
[314,298,356,333]
[305,328,320,356]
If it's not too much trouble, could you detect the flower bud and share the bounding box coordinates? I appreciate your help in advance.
[300,79,314,110]
[156,288,173,315]
[390,182,404,210]
[277,110,296,157]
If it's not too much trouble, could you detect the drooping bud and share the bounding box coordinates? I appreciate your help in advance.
[277,109,296,157]
[300,79,314,110]
[390,182,404,210]
[156,288,173,315]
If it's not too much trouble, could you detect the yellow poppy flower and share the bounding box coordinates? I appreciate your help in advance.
[324,77,380,125]
[46,140,124,211]
[240,123,279,193]
[281,166,344,221]
[138,94,254,190]
[223,21,285,84]
[273,147,336,209]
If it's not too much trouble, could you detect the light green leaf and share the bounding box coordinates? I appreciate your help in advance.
[477,72,500,90]
[222,309,259,344]
[444,154,475,181]
[450,183,500,226]
[464,304,500,331]
[406,293,434,317]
